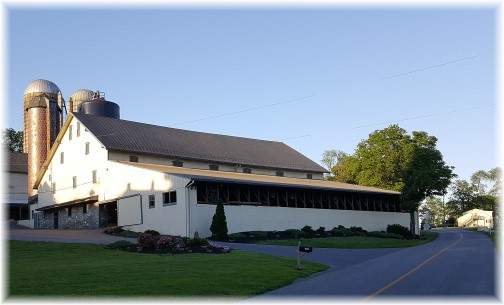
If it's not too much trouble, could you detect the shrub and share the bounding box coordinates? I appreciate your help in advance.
[186,237,209,248]
[387,224,412,239]
[155,236,175,250]
[228,233,247,241]
[210,201,228,240]
[349,226,367,234]
[248,231,268,239]
[284,229,306,238]
[144,229,160,236]
[331,226,355,237]
[301,225,314,234]
[103,226,124,235]
[106,240,136,250]
[315,226,326,234]
[138,233,155,250]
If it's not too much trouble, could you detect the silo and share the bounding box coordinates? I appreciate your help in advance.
[23,79,64,196]
[78,90,120,119]
[68,89,94,113]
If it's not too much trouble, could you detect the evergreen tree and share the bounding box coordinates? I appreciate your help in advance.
[210,201,228,240]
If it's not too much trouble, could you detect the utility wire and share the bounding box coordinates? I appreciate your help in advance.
[348,103,495,130]
[170,53,487,127]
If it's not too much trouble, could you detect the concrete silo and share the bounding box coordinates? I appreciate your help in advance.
[23,79,64,196]
[68,89,94,113]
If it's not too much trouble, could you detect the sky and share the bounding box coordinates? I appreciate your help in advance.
[4,2,499,185]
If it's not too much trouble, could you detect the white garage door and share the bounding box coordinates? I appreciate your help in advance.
[118,194,142,226]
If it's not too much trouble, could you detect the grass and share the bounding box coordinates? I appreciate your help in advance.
[256,231,438,248]
[8,240,328,297]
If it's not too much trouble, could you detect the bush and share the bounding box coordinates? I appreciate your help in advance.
[315,226,326,234]
[284,229,306,238]
[186,237,209,248]
[301,225,314,234]
[331,226,355,237]
[138,233,156,250]
[155,236,175,250]
[387,224,412,239]
[228,233,247,241]
[144,229,160,236]
[349,226,367,234]
[106,240,136,250]
[103,226,124,235]
[210,201,228,240]
[248,231,268,239]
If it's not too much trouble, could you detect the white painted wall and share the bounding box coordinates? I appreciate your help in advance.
[5,172,28,203]
[457,209,493,229]
[188,191,412,238]
[109,151,324,180]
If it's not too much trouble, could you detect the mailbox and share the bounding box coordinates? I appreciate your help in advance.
[298,246,313,253]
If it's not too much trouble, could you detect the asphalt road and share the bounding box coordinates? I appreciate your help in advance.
[7,223,498,299]
[222,229,497,299]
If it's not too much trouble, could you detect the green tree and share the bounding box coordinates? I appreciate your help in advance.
[401,145,455,234]
[2,128,23,152]
[210,201,228,240]
[419,197,445,226]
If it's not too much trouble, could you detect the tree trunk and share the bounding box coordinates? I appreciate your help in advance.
[410,211,416,238]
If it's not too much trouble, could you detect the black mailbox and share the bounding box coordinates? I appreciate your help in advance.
[299,246,313,253]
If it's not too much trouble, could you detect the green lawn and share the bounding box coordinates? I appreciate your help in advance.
[256,231,438,248]
[8,240,327,297]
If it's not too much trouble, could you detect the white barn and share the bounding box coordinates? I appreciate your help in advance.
[28,112,416,237]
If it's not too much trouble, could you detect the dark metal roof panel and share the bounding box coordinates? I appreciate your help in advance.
[73,113,328,173]
[5,152,28,173]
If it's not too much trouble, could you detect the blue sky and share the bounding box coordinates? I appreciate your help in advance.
[5,5,498,183]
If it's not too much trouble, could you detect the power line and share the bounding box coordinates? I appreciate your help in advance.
[170,53,488,127]
[348,103,495,130]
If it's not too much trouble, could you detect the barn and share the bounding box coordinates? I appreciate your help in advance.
[28,112,415,237]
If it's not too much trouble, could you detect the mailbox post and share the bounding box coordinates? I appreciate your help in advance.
[296,241,313,270]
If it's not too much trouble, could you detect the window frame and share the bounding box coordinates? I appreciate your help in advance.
[85,142,90,155]
[148,195,156,209]
[163,191,177,206]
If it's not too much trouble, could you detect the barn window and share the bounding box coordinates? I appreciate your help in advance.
[83,204,88,214]
[163,191,177,206]
[77,122,81,137]
[306,173,313,179]
[92,170,97,184]
[129,155,139,162]
[69,126,73,140]
[209,164,219,171]
[172,160,184,167]
[149,195,155,209]
[52,182,56,194]
[67,207,72,217]
[243,168,252,174]
[60,152,64,164]
[72,176,77,189]
[85,142,90,155]
[275,171,284,177]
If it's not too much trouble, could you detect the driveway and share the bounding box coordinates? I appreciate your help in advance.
[7,221,137,244]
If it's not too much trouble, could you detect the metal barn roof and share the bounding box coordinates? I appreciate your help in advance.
[73,112,328,173]
[118,161,400,195]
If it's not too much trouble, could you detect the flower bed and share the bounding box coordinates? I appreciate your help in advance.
[104,227,230,254]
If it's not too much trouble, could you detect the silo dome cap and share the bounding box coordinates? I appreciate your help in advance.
[69,89,94,102]
[24,79,60,95]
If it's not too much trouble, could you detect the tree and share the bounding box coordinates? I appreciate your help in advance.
[2,128,23,152]
[209,201,228,240]
[401,145,455,234]
[419,197,445,226]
